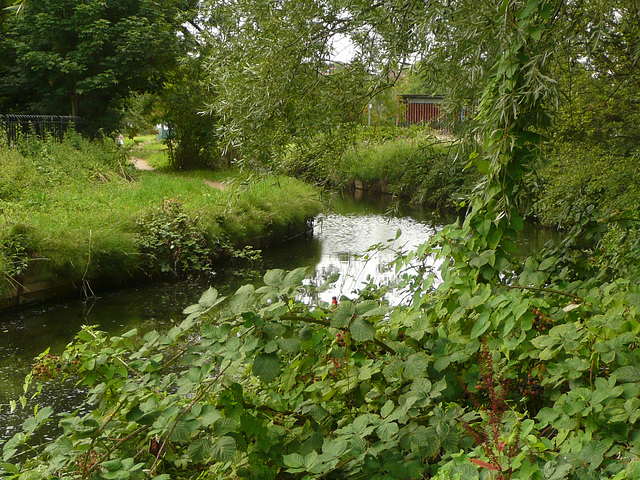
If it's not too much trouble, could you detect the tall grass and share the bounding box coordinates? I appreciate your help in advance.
[281,126,479,209]
[337,134,478,209]
[0,133,321,295]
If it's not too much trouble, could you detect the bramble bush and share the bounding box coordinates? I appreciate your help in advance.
[4,2,640,479]
[3,203,640,479]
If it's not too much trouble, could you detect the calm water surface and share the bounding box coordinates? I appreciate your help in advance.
[0,192,557,441]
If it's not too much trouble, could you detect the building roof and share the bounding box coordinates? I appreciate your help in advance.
[400,94,445,103]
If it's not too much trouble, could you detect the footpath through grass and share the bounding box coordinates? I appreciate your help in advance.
[0,133,322,297]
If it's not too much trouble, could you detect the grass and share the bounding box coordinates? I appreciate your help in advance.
[0,133,322,294]
[335,133,477,209]
[124,134,171,169]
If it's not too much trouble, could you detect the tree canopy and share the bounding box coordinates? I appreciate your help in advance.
[0,0,198,134]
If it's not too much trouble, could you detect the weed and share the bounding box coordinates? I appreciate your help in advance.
[136,198,214,276]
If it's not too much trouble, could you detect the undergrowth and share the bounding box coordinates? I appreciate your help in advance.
[0,134,321,296]
[282,125,479,210]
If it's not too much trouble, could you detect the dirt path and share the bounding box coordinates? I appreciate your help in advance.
[129,156,227,191]
[129,156,155,171]
[203,179,227,190]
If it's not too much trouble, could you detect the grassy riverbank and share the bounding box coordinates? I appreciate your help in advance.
[282,126,480,210]
[0,133,322,298]
[284,126,640,229]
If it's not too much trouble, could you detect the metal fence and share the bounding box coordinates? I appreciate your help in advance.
[0,115,85,144]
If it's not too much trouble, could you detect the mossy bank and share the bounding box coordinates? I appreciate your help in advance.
[0,133,322,308]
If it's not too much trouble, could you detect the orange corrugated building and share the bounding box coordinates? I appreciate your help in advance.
[398,94,446,129]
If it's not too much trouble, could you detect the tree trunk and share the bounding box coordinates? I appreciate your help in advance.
[70,93,78,117]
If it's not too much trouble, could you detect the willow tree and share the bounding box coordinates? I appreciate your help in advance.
[202,0,425,167]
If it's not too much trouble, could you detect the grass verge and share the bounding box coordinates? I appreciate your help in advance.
[0,133,322,297]
[282,126,479,210]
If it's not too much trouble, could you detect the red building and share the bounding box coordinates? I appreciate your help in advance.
[399,94,446,129]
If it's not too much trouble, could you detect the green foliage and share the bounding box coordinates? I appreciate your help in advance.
[203,0,413,168]
[136,198,215,276]
[118,93,160,140]
[0,0,197,134]
[4,1,640,480]
[340,135,477,209]
[5,228,640,479]
[0,134,322,293]
[161,58,221,170]
[282,125,478,209]
[535,144,640,228]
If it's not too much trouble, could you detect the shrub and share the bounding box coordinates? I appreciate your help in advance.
[136,198,215,276]
[535,144,640,228]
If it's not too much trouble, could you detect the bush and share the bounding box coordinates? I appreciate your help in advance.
[535,144,640,228]
[136,198,215,276]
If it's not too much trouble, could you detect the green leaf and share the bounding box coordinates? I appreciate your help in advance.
[380,400,394,418]
[403,352,428,380]
[469,250,495,268]
[283,453,305,469]
[188,438,212,462]
[536,407,559,426]
[330,301,355,328]
[0,463,19,474]
[537,257,555,271]
[322,437,347,458]
[283,267,307,288]
[198,287,218,308]
[516,0,539,19]
[66,417,100,437]
[355,300,380,316]
[211,436,236,462]
[510,210,524,231]
[470,317,491,339]
[377,421,399,441]
[612,366,640,383]
[229,284,255,314]
[350,317,375,342]
[168,420,191,443]
[538,0,554,19]
[253,353,280,382]
[183,304,202,315]
[278,337,302,353]
[264,269,286,287]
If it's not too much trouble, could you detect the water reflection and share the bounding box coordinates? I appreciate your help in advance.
[306,212,443,304]
[0,191,559,442]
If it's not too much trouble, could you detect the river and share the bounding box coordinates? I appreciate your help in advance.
[0,191,557,442]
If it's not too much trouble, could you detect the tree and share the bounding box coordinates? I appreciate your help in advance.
[0,0,198,135]
[159,56,222,169]
[202,0,421,167]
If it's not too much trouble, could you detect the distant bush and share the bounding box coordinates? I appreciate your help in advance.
[282,125,478,209]
[535,144,640,228]
[338,133,478,209]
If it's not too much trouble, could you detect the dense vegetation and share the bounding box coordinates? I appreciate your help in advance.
[2,0,640,479]
[0,133,322,297]
[0,0,201,135]
[281,127,480,211]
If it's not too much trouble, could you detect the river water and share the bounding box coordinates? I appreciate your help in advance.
[0,192,556,442]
